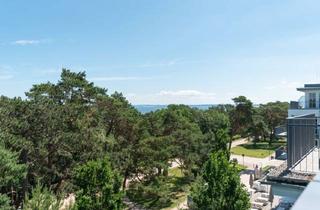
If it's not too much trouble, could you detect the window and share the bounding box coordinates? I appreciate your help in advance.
[309,93,316,108]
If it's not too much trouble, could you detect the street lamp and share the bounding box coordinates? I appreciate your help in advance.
[242,154,245,166]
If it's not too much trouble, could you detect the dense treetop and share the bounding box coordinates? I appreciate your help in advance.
[0,69,288,209]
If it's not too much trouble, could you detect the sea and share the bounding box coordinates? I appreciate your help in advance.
[134,104,217,114]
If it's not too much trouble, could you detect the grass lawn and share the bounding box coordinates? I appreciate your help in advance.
[235,164,247,172]
[127,167,191,210]
[231,140,286,158]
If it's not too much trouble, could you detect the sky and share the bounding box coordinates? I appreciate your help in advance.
[1,0,320,104]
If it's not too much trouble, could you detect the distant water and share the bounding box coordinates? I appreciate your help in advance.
[134,104,217,114]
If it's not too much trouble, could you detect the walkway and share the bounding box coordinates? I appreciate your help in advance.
[230,138,249,148]
[230,154,284,169]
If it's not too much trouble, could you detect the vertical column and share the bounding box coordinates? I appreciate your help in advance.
[305,92,309,108]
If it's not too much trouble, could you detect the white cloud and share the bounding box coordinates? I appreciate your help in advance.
[138,59,182,68]
[126,90,216,105]
[12,39,51,46]
[90,76,152,81]
[159,90,215,97]
[12,40,40,45]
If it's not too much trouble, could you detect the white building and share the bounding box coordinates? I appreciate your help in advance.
[288,84,320,117]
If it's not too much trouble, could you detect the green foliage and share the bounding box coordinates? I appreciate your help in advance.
[145,105,231,177]
[0,144,27,188]
[260,101,288,143]
[250,114,269,141]
[0,69,289,209]
[73,157,123,210]
[235,164,247,172]
[190,151,250,210]
[24,183,63,210]
[0,143,27,207]
[230,96,254,137]
[127,169,191,210]
[0,194,13,210]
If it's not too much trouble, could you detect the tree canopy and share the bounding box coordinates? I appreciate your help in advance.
[190,150,250,210]
[0,69,287,209]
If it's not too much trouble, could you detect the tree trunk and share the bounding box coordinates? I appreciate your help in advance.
[157,167,162,176]
[122,175,127,190]
[228,137,232,152]
[227,136,233,160]
[269,131,274,145]
[106,120,114,137]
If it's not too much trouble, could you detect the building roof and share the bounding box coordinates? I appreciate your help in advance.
[292,173,320,210]
[297,84,320,92]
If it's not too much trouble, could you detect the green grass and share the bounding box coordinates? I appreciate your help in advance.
[126,167,191,210]
[231,141,286,158]
[235,164,247,172]
[168,167,183,177]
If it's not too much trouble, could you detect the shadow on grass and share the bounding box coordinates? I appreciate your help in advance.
[241,141,284,150]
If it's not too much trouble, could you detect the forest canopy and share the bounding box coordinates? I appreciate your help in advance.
[0,69,288,210]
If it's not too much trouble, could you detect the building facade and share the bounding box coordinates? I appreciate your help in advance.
[287,84,320,169]
[288,84,320,117]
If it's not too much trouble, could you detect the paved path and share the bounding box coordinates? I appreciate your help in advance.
[230,138,249,148]
[231,154,284,169]
[124,197,146,210]
[230,139,285,193]
[230,138,284,169]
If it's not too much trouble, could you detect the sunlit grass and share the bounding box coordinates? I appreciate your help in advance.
[231,141,286,158]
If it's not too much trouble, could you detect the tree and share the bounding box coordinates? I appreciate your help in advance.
[190,150,250,210]
[228,96,254,151]
[0,69,112,206]
[250,114,268,142]
[0,143,27,208]
[261,102,288,144]
[146,105,205,175]
[24,183,64,210]
[73,157,123,210]
[137,136,174,178]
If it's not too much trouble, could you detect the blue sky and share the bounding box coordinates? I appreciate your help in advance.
[1,0,320,104]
